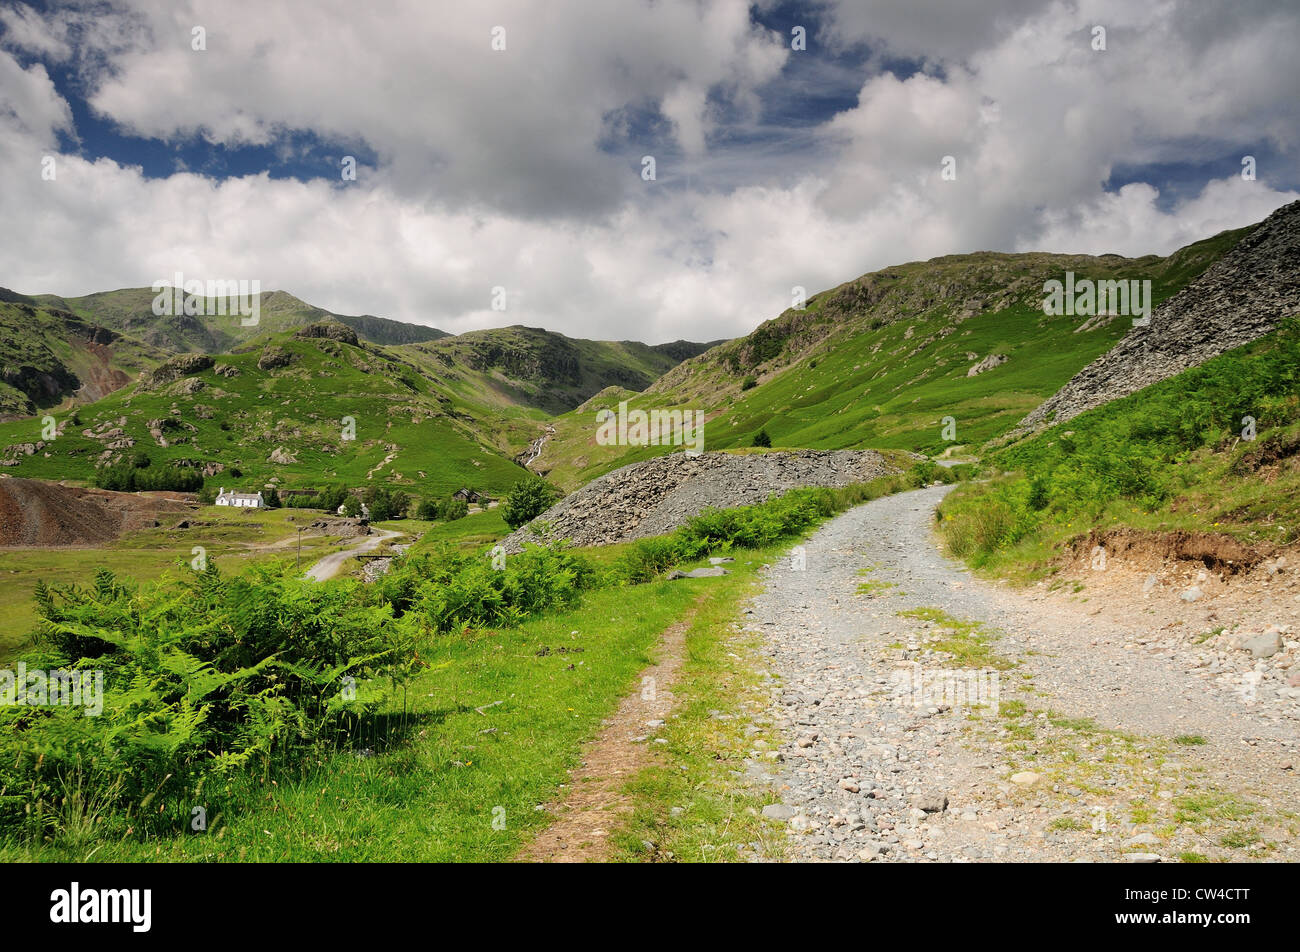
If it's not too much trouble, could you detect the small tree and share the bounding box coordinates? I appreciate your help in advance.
[741,375,758,391]
[366,487,409,521]
[264,486,281,508]
[501,476,561,530]
[752,429,772,448]
[443,496,469,521]
[416,497,442,521]
[341,496,362,518]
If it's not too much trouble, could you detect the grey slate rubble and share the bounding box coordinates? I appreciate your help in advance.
[500,449,898,553]
[1010,199,1300,438]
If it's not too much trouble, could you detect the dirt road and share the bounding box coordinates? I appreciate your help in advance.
[305,528,401,582]
[743,485,1299,862]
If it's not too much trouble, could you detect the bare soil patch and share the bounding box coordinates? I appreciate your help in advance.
[0,477,194,546]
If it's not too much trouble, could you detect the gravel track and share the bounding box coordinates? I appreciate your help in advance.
[741,486,1299,863]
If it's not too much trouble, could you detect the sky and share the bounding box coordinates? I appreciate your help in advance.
[2,0,1297,343]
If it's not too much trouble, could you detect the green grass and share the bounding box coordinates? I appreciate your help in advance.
[0,575,710,862]
[895,606,1015,670]
[0,326,534,499]
[610,548,788,863]
[406,508,510,552]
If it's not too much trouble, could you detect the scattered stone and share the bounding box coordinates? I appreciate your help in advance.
[1127,833,1161,847]
[666,566,730,579]
[1243,630,1283,659]
[911,795,949,814]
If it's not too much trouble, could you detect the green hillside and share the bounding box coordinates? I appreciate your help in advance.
[33,287,449,352]
[532,227,1250,490]
[936,318,1300,575]
[398,325,723,414]
[0,322,526,497]
[0,292,169,420]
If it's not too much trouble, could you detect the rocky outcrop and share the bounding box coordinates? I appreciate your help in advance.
[138,354,214,391]
[294,321,360,346]
[500,449,899,553]
[257,345,295,370]
[1011,199,1300,438]
[966,353,1007,377]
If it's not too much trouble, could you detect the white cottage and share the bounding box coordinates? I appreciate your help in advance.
[215,487,265,508]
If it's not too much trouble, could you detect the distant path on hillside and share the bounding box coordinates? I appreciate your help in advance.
[743,486,1298,862]
[305,528,401,582]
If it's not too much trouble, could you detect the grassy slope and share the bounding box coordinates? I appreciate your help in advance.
[936,320,1300,579]
[0,327,528,496]
[0,556,731,861]
[534,228,1249,491]
[0,299,169,417]
[36,288,448,352]
[397,325,715,416]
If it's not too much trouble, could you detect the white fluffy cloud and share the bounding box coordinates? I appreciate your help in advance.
[0,0,1296,343]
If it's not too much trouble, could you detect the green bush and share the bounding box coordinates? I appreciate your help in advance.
[93,460,203,492]
[501,477,562,529]
[1,566,413,840]
[366,487,410,521]
[443,496,469,521]
[752,428,772,448]
[741,375,758,391]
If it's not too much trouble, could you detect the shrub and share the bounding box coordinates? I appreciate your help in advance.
[752,429,772,448]
[416,498,442,521]
[1,566,414,839]
[93,460,203,492]
[442,496,469,521]
[501,477,561,529]
[366,487,410,521]
[741,375,758,391]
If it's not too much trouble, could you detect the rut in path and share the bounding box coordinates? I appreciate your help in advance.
[516,603,702,862]
[744,486,1298,862]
